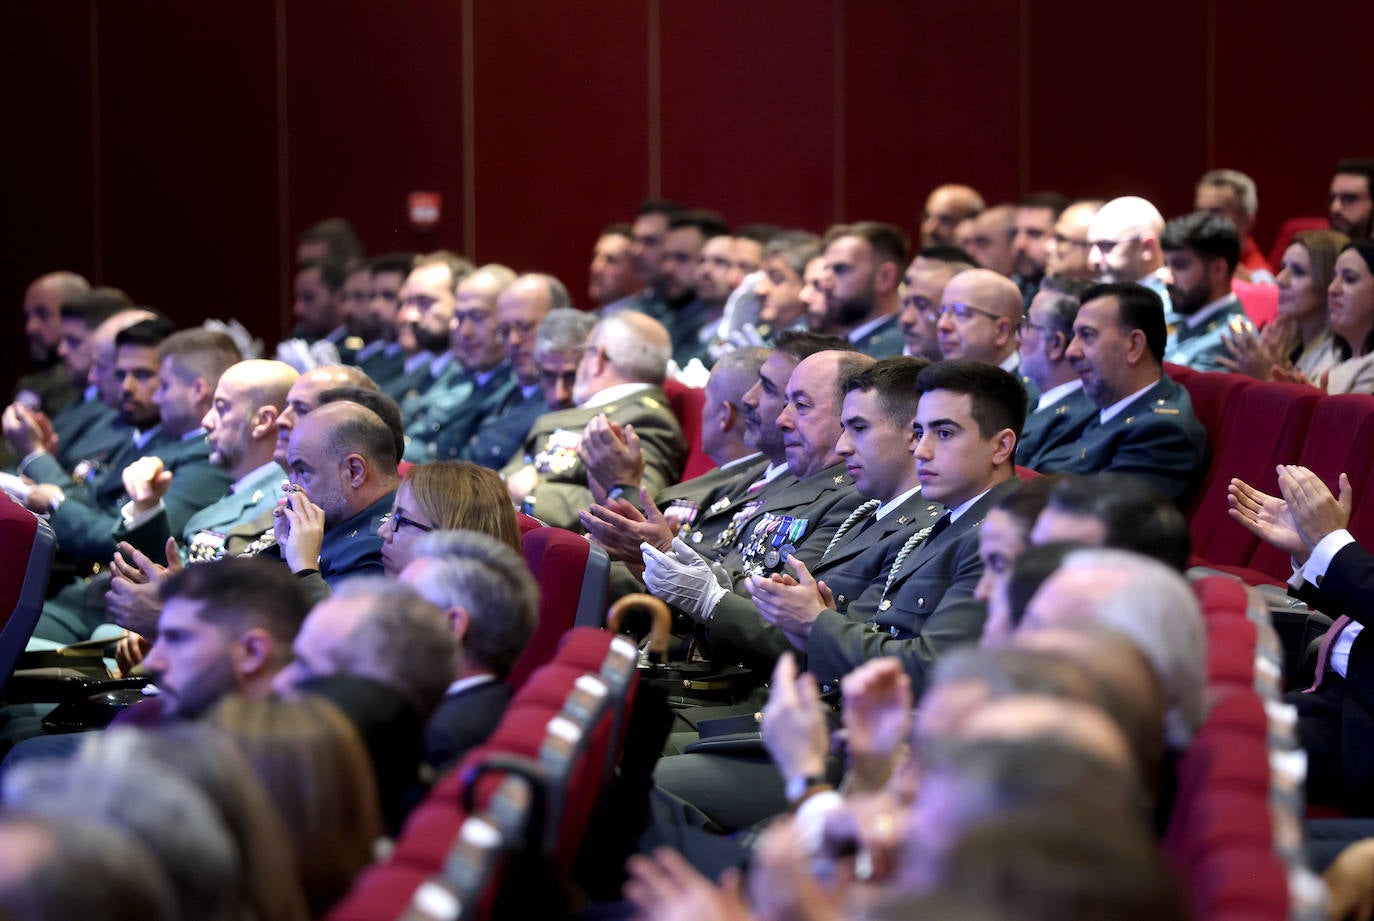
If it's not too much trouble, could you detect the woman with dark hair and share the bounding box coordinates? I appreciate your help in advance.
[378,460,521,575]
[1323,239,1374,394]
[973,476,1061,645]
[1222,228,1348,380]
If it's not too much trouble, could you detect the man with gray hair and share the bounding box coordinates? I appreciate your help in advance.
[458,274,572,468]
[502,310,687,529]
[400,529,539,770]
[1017,547,1208,750]
[1015,275,1096,469]
[1196,168,1272,280]
[755,231,821,339]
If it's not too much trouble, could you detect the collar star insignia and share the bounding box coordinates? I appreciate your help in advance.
[833,474,845,485]
[897,515,910,525]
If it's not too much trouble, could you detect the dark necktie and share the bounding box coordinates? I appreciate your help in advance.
[927,511,952,542]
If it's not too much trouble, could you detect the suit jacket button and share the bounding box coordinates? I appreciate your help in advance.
[836,594,846,605]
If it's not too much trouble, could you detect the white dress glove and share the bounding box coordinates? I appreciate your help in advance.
[641,537,729,622]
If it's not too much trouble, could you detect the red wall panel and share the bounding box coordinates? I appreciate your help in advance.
[658,0,836,234]
[284,0,466,276]
[470,0,651,298]
[95,0,281,338]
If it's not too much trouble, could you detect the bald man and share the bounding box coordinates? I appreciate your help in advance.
[114,359,299,563]
[502,310,687,530]
[1088,196,1173,317]
[936,269,1036,400]
[920,184,986,247]
[1045,201,1102,282]
[16,271,92,417]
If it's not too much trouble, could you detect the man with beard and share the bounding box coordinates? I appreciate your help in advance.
[1012,192,1070,305]
[815,222,906,358]
[1034,283,1209,509]
[15,271,91,417]
[1160,212,1252,371]
[919,184,985,247]
[1330,159,1374,240]
[609,199,687,321]
[661,210,730,367]
[355,252,417,391]
[383,252,473,404]
[755,231,821,339]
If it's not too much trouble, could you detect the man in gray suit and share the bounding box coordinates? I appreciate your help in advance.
[755,359,1024,698]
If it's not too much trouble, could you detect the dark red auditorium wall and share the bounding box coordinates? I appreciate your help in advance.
[5,0,1373,394]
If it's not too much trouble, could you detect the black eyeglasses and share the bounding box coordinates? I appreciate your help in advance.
[381,511,433,534]
[1018,319,1053,336]
[924,302,1003,324]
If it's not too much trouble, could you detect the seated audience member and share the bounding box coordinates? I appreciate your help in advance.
[1330,158,1374,239]
[660,209,729,367]
[1028,473,1192,572]
[1087,196,1172,314]
[502,310,686,529]
[680,356,939,674]
[582,332,857,568]
[1012,191,1071,304]
[296,216,364,268]
[4,755,241,921]
[1033,283,1209,508]
[4,287,127,469]
[898,245,976,362]
[529,306,598,414]
[80,727,309,921]
[271,576,455,828]
[919,183,985,247]
[589,223,640,310]
[400,529,539,771]
[956,204,1016,278]
[16,270,91,417]
[1221,228,1347,383]
[934,268,1032,396]
[1230,466,1374,814]
[116,358,298,564]
[970,477,1060,644]
[456,273,568,467]
[290,259,347,349]
[1159,211,1252,371]
[1016,548,1207,751]
[815,222,908,357]
[0,815,177,921]
[1016,275,1095,468]
[772,360,1022,695]
[1196,168,1272,279]
[210,696,383,916]
[385,251,473,404]
[269,400,399,599]
[8,306,154,479]
[353,252,416,390]
[755,231,822,339]
[379,460,521,576]
[1044,199,1102,282]
[400,263,516,457]
[1316,239,1374,394]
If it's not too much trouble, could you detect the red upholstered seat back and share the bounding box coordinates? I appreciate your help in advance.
[1232,279,1278,328]
[1188,382,1319,568]
[663,378,715,481]
[511,528,609,689]
[0,502,52,691]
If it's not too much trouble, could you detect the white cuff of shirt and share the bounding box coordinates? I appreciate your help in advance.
[120,499,166,531]
[793,789,844,854]
[1301,529,1356,587]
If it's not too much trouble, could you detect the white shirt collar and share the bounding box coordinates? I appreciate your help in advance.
[1099,379,1158,425]
[429,351,455,377]
[719,451,763,472]
[83,384,99,402]
[1035,378,1083,413]
[133,424,162,449]
[847,312,893,344]
[998,351,1020,374]
[948,487,992,523]
[445,673,498,697]
[180,426,208,443]
[1182,292,1240,329]
[231,460,281,495]
[521,383,542,400]
[876,484,922,520]
[473,361,507,387]
[581,382,651,409]
[759,461,791,484]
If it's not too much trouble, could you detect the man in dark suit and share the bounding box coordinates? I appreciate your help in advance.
[1015,275,1096,469]
[814,222,907,358]
[1034,282,1209,509]
[755,360,1024,698]
[1231,466,1374,814]
[351,252,416,391]
[15,271,90,418]
[502,310,686,530]
[383,252,473,406]
[399,530,539,772]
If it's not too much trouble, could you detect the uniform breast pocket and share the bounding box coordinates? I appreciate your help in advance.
[876,575,954,637]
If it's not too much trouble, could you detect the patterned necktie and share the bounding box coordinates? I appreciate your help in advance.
[1307,615,1351,693]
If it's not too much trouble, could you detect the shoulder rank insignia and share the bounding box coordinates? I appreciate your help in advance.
[639,396,664,410]
[833,475,845,485]
[1153,407,1180,415]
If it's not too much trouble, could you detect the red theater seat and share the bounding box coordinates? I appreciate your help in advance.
[663,379,715,481]
[0,503,55,692]
[511,528,610,689]
[1233,279,1278,329]
[1177,370,1252,448]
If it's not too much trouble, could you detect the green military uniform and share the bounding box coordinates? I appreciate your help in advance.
[1015,384,1096,471]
